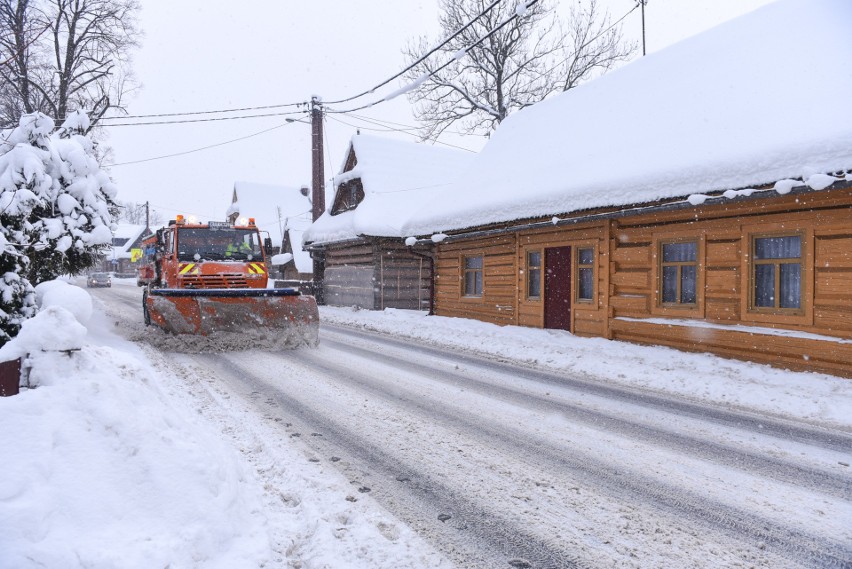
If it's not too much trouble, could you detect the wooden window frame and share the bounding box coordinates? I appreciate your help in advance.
[742,227,813,325]
[574,245,596,305]
[651,234,705,317]
[330,178,365,216]
[526,249,543,300]
[462,254,484,298]
[659,239,699,308]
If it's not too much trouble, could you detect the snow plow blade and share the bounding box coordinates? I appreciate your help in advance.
[145,288,319,348]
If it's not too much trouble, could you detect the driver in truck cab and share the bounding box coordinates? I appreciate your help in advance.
[225,238,252,258]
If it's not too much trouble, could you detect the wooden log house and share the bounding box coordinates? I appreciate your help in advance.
[423,182,852,376]
[303,133,471,310]
[401,0,852,377]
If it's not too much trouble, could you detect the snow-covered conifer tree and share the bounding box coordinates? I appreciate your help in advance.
[0,111,116,344]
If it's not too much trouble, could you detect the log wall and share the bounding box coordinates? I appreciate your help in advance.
[322,239,432,311]
[433,186,852,377]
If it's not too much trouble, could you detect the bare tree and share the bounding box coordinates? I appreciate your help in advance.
[403,0,634,140]
[115,200,161,226]
[0,0,140,130]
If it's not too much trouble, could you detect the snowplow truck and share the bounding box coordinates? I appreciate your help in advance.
[138,216,319,348]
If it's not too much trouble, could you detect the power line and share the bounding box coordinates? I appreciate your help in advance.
[512,2,639,94]
[325,0,541,115]
[109,121,297,166]
[98,109,309,127]
[322,0,503,106]
[55,0,504,125]
[1,1,530,130]
[97,101,308,121]
[343,111,488,138]
[327,113,420,134]
[327,114,477,153]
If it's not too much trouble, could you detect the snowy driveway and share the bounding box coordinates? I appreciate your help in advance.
[95,283,852,569]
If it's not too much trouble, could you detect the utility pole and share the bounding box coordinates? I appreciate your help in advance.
[144,201,151,234]
[310,95,326,305]
[639,0,648,56]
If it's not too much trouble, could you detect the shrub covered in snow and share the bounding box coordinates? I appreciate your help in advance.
[0,112,116,345]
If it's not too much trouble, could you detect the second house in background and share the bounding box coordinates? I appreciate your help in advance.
[303,134,472,311]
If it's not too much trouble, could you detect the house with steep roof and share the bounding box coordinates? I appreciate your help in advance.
[226,181,314,282]
[303,133,473,310]
[401,0,852,377]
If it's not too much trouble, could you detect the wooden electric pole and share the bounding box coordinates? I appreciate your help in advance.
[310,96,326,304]
[640,0,647,56]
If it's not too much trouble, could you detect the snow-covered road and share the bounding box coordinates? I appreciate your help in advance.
[93,283,852,568]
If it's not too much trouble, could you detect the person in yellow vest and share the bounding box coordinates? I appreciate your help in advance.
[225,238,252,258]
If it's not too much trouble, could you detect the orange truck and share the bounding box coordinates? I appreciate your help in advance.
[137,216,318,347]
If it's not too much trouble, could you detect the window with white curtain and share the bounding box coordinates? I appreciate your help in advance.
[660,241,698,306]
[463,255,483,297]
[751,235,802,310]
[576,247,595,302]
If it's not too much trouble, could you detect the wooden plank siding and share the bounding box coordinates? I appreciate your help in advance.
[608,189,852,376]
[375,239,432,311]
[434,234,517,325]
[323,242,376,308]
[433,186,852,377]
[323,239,432,311]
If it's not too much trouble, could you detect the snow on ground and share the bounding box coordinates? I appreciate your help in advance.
[0,280,445,569]
[1,279,850,568]
[320,306,852,430]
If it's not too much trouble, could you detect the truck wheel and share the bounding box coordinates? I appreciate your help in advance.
[142,290,151,326]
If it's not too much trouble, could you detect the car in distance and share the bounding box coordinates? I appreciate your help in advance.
[87,272,112,288]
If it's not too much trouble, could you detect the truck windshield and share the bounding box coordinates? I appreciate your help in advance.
[176,227,263,262]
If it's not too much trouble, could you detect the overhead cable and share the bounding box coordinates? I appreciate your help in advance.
[97,101,308,121]
[109,121,296,166]
[322,0,502,106]
[99,109,309,127]
[325,0,541,114]
[68,0,503,124]
[327,115,477,153]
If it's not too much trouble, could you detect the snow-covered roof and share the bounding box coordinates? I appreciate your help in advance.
[304,134,473,245]
[109,224,147,260]
[229,181,313,272]
[403,0,852,236]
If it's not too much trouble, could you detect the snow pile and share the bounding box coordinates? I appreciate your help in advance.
[0,283,272,567]
[320,306,852,429]
[35,279,93,325]
[402,0,852,235]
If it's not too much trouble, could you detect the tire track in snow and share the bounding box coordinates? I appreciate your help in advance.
[205,353,586,569]
[320,331,851,501]
[324,323,852,452]
[278,344,851,569]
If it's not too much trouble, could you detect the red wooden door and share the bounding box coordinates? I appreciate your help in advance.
[544,246,572,331]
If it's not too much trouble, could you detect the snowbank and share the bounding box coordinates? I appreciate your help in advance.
[0,281,272,567]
